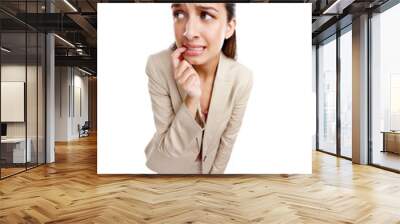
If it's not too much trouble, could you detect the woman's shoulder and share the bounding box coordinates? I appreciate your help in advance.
[145,48,174,83]
[146,48,173,70]
[222,55,253,85]
[222,57,253,97]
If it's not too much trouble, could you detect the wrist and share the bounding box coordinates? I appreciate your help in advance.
[184,95,200,116]
[185,95,200,105]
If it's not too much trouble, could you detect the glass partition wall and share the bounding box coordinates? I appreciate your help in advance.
[0,2,46,179]
[316,27,352,159]
[316,0,400,173]
[370,2,400,172]
[339,27,352,159]
[0,31,27,177]
[317,35,337,155]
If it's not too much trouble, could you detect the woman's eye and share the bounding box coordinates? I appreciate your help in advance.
[173,11,185,20]
[200,12,213,20]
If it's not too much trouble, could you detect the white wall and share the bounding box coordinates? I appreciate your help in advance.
[55,67,89,141]
[74,73,89,136]
[55,66,69,141]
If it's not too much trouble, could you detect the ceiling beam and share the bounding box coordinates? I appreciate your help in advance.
[55,55,96,69]
[67,13,97,39]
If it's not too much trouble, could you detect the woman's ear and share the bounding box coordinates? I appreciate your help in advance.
[225,18,236,39]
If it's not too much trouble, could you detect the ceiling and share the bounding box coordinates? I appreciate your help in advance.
[0,0,394,75]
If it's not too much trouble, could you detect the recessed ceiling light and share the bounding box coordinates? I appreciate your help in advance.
[78,67,93,76]
[1,47,11,53]
[63,0,78,12]
[54,34,75,48]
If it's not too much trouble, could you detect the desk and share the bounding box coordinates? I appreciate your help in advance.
[1,138,31,163]
[381,131,400,154]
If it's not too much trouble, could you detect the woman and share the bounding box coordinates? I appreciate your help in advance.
[144,3,253,174]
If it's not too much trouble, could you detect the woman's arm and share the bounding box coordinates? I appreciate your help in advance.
[145,55,204,158]
[210,72,253,174]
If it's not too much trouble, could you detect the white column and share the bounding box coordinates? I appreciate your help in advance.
[46,1,55,163]
[352,14,369,164]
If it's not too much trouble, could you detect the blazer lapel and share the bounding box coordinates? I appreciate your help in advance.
[173,53,232,152]
[174,65,203,149]
[203,53,232,154]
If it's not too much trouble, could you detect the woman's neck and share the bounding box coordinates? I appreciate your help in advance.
[193,52,220,81]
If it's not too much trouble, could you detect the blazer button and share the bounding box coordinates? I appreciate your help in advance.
[203,155,207,162]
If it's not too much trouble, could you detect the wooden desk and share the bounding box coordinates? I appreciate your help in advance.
[381,131,400,154]
[1,138,32,163]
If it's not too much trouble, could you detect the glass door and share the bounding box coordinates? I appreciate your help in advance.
[318,35,337,155]
[339,27,352,158]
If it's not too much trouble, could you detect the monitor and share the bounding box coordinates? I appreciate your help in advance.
[1,123,7,137]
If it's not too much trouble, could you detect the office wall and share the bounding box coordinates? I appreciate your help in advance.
[1,65,42,139]
[55,67,89,141]
[1,82,24,122]
[55,67,70,141]
[72,71,89,138]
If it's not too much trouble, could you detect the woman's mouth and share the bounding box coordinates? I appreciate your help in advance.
[183,45,206,57]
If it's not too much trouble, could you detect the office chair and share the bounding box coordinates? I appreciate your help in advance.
[79,121,90,138]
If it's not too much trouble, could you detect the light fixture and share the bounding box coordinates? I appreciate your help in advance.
[78,67,93,76]
[322,0,355,15]
[76,48,85,55]
[54,34,75,48]
[63,0,78,12]
[1,47,11,53]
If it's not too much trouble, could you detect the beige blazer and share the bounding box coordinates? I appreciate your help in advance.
[144,48,253,174]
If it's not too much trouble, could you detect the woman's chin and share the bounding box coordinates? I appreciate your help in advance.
[183,56,204,65]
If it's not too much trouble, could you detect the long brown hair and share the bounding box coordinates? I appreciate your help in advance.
[222,3,236,59]
[170,3,237,60]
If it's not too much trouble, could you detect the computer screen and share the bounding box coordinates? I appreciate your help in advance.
[1,123,7,137]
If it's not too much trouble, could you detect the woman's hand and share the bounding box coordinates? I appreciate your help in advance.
[171,47,202,121]
[171,47,201,98]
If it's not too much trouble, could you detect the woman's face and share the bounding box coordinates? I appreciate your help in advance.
[171,3,235,66]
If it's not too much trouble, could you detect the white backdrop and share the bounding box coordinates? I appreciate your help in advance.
[98,3,312,174]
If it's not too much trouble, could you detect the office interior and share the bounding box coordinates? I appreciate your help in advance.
[0,0,97,179]
[0,0,399,222]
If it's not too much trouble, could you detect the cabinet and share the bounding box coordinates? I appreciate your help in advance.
[382,131,400,154]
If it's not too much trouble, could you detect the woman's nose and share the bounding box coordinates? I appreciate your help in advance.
[183,18,199,40]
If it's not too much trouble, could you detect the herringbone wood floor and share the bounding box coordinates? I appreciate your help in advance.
[1,134,400,223]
